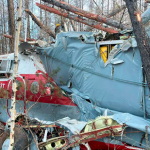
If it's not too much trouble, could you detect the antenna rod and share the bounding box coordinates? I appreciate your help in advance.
[9,0,22,149]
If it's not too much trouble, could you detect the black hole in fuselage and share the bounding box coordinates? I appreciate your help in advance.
[81,38,85,42]
[86,99,91,103]
[51,142,55,148]
[61,139,65,144]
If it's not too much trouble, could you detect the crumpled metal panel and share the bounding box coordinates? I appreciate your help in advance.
[72,93,101,121]
[110,58,124,65]
[111,113,150,149]
[112,113,150,134]
[37,31,149,118]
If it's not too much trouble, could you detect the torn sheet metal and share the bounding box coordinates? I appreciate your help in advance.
[120,40,132,51]
[72,93,101,121]
[65,117,123,149]
[110,58,124,65]
[95,107,150,149]
[2,139,10,150]
[111,113,150,134]
[105,39,133,66]
[105,44,121,66]
[32,116,87,135]
[36,115,123,150]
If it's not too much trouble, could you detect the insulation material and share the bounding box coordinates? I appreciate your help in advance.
[100,46,107,63]
[55,117,87,134]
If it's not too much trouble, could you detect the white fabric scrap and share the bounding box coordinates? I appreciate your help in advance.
[55,117,87,134]
[43,128,48,142]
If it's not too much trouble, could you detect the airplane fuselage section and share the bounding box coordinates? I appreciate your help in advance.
[0,53,79,123]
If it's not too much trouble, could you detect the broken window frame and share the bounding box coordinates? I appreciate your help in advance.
[98,40,124,63]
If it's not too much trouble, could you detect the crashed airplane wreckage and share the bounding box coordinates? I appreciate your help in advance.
[2,114,137,150]
[32,30,150,149]
[2,1,150,150]
[2,35,149,149]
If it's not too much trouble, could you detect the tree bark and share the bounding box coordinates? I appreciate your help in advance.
[107,4,126,18]
[107,0,109,15]
[41,0,130,30]
[36,3,118,34]
[25,0,30,38]
[25,9,56,39]
[2,0,7,54]
[7,0,15,53]
[9,0,22,148]
[40,0,43,23]
[0,3,4,55]
[70,20,76,31]
[124,0,150,90]
[0,127,29,150]
[144,2,148,11]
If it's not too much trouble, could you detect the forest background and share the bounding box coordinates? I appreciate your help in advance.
[0,0,149,54]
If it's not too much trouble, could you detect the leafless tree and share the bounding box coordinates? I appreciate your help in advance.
[7,0,15,53]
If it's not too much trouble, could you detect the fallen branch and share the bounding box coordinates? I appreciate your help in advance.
[41,0,130,30]
[3,34,36,42]
[25,9,56,39]
[36,3,118,34]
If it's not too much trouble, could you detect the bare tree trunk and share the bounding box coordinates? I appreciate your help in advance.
[124,0,150,91]
[102,0,104,15]
[140,0,142,10]
[107,0,109,15]
[36,3,118,33]
[40,0,43,22]
[144,2,148,11]
[31,0,34,38]
[40,0,43,37]
[44,2,49,42]
[2,0,7,54]
[25,0,30,38]
[45,3,48,26]
[41,0,130,30]
[7,0,15,53]
[107,5,126,18]
[9,0,22,148]
[70,20,76,31]
[113,0,115,19]
[0,3,4,54]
